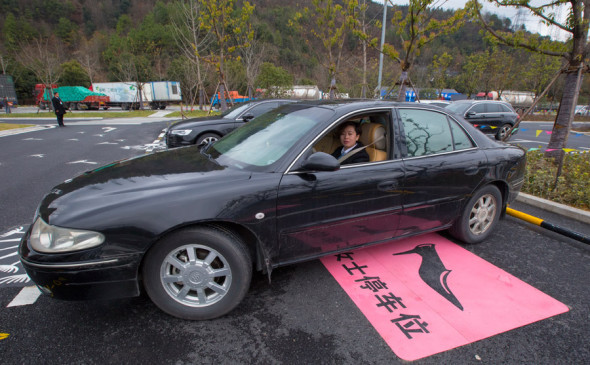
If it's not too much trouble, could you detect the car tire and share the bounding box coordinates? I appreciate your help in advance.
[449,185,502,244]
[496,123,512,140]
[142,225,252,320]
[196,133,221,147]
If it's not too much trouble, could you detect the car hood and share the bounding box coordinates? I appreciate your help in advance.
[38,146,252,227]
[169,115,231,129]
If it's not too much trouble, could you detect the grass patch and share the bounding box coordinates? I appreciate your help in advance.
[166,110,218,118]
[522,150,590,211]
[0,123,35,131]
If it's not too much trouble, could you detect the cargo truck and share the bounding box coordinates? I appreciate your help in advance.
[144,81,183,109]
[210,90,251,108]
[91,81,182,110]
[0,75,18,110]
[35,85,109,110]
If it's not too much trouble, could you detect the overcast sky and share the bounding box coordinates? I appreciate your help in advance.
[373,0,570,41]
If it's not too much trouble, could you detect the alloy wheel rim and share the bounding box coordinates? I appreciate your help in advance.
[468,193,497,235]
[499,126,510,139]
[160,244,232,307]
[199,136,218,146]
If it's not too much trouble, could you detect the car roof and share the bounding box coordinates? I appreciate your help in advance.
[238,98,297,105]
[452,99,510,105]
[296,98,447,111]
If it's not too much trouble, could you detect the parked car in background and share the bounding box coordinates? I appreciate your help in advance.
[575,105,589,116]
[166,99,297,148]
[445,100,520,140]
[20,100,526,321]
[419,100,450,108]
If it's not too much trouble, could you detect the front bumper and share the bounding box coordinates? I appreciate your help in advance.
[20,232,144,301]
[166,132,193,148]
[21,255,142,300]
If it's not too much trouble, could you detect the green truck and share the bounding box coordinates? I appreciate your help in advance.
[36,85,110,110]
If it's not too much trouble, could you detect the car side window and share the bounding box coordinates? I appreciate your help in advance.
[471,104,486,114]
[248,102,279,117]
[486,103,502,113]
[500,104,513,113]
[448,118,475,150]
[311,111,391,163]
[400,109,454,157]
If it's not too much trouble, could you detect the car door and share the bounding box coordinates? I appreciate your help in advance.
[275,110,405,264]
[485,102,507,128]
[397,108,488,236]
[463,102,488,127]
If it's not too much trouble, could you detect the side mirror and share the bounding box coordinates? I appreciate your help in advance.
[300,152,340,172]
[242,113,255,122]
[466,111,476,117]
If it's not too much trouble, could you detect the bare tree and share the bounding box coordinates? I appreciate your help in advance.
[356,0,371,98]
[470,0,589,160]
[0,55,7,74]
[75,36,103,85]
[354,0,465,101]
[198,0,255,111]
[238,32,264,100]
[171,0,212,110]
[291,0,356,99]
[16,37,64,109]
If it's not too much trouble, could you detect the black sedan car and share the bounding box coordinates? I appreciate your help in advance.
[445,100,520,140]
[166,99,297,147]
[20,100,526,320]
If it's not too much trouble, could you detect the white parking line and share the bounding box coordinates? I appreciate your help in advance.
[7,286,42,307]
[0,125,55,137]
[145,129,167,153]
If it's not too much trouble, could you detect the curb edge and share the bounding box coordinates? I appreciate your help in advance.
[516,192,590,225]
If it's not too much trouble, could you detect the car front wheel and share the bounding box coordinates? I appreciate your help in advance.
[196,133,220,147]
[142,226,252,320]
[449,185,502,244]
[496,123,512,140]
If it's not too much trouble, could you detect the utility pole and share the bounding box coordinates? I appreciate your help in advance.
[376,0,388,99]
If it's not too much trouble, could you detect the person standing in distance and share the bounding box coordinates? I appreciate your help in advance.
[51,92,67,127]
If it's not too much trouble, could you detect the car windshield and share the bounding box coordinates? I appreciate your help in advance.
[221,103,253,119]
[445,103,471,114]
[207,105,333,169]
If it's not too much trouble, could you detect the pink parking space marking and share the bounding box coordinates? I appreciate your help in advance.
[321,233,569,361]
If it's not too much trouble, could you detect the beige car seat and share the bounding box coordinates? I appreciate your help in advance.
[360,123,387,161]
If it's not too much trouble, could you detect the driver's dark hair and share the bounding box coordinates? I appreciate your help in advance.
[338,121,362,136]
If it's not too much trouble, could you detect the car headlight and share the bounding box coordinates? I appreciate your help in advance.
[29,218,105,253]
[169,129,193,136]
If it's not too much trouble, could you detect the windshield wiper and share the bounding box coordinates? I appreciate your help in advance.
[200,144,220,165]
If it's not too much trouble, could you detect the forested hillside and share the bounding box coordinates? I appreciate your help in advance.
[0,0,578,104]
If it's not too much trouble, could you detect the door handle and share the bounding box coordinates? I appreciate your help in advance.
[378,180,399,192]
[464,166,479,175]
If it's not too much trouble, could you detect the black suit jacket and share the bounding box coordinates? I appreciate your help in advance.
[52,96,67,115]
[331,142,370,165]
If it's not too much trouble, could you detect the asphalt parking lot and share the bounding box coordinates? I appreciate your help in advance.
[0,115,589,364]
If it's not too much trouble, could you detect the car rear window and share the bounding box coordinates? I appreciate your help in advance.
[486,103,503,113]
[500,104,515,112]
[400,109,454,157]
[446,103,471,114]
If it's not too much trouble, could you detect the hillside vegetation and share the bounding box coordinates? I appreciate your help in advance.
[0,0,586,105]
